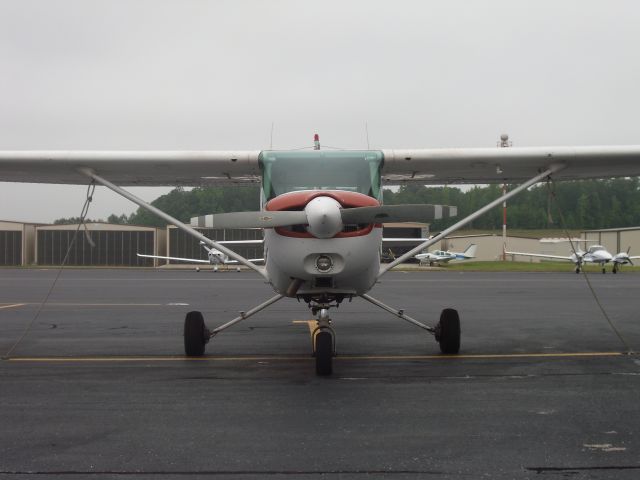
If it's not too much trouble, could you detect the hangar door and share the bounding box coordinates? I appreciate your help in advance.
[0,231,22,266]
[37,230,155,266]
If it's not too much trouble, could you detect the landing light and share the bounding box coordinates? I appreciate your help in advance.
[315,255,333,272]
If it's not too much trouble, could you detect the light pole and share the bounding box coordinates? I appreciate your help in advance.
[498,134,512,260]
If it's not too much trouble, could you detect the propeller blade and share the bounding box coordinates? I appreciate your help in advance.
[191,211,307,229]
[341,204,457,224]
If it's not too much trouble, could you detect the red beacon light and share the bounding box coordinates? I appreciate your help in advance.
[313,133,320,150]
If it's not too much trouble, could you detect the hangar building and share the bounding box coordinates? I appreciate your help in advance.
[582,227,640,255]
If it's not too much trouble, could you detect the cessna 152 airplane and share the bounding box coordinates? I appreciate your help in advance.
[2,140,640,374]
[507,243,640,274]
[415,244,477,266]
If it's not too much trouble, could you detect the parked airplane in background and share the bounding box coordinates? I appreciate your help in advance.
[415,244,477,266]
[137,240,263,272]
[3,138,640,375]
[506,243,616,274]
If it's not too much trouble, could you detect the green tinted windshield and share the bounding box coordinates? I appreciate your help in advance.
[260,150,383,202]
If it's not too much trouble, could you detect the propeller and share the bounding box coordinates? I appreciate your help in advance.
[191,199,457,237]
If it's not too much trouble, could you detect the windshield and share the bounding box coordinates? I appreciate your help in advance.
[260,151,383,203]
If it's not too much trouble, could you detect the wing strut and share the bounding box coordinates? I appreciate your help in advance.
[378,164,567,277]
[78,168,268,279]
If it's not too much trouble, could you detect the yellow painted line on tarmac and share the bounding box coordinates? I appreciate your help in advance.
[14,302,164,307]
[0,303,25,310]
[5,351,625,363]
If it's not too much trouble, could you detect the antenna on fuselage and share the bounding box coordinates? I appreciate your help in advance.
[313,133,321,150]
[270,122,274,149]
[365,122,370,149]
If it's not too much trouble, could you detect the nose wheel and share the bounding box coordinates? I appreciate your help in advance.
[312,308,335,376]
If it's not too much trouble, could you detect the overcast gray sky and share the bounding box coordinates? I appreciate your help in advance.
[1,0,639,222]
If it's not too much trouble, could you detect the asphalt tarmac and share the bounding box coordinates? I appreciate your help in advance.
[1,268,640,479]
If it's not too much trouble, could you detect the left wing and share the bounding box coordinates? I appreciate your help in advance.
[0,151,260,186]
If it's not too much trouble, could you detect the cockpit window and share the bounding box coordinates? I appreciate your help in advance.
[259,151,383,203]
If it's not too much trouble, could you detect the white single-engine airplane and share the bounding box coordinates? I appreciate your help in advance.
[415,244,477,266]
[2,140,640,374]
[137,240,264,271]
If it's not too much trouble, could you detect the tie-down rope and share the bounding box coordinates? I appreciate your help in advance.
[546,178,634,355]
[2,182,96,359]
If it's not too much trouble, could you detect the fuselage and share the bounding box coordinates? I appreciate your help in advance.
[258,150,385,302]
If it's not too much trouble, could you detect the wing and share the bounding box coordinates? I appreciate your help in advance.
[381,146,640,184]
[137,253,211,264]
[0,151,261,186]
[505,251,572,261]
[2,145,640,187]
[224,258,264,264]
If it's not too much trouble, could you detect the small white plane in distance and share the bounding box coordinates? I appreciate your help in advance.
[137,240,264,271]
[415,244,477,266]
[506,243,617,274]
[3,138,640,375]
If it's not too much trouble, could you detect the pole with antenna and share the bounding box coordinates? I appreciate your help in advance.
[498,133,512,260]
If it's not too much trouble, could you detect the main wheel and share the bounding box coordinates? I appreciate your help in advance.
[436,308,460,354]
[575,267,581,274]
[602,267,606,274]
[184,311,207,356]
[613,265,618,274]
[315,330,333,376]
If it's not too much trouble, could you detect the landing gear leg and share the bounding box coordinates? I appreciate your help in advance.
[613,264,618,274]
[602,266,606,274]
[313,308,335,376]
[360,294,460,355]
[183,294,285,356]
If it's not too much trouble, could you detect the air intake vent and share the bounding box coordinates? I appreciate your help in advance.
[314,277,334,288]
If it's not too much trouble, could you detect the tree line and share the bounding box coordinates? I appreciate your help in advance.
[53,178,640,231]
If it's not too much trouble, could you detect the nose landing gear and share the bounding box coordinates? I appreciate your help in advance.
[312,308,336,376]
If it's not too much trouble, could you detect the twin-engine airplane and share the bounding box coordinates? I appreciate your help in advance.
[415,244,477,266]
[507,243,640,274]
[2,141,640,374]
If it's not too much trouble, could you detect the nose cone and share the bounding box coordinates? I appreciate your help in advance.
[304,196,343,238]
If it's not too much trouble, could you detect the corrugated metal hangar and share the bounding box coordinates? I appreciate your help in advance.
[583,227,640,255]
[5,217,640,267]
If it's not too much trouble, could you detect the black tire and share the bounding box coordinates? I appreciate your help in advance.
[436,308,460,354]
[575,267,580,274]
[602,267,606,274]
[184,311,206,356]
[315,331,333,376]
